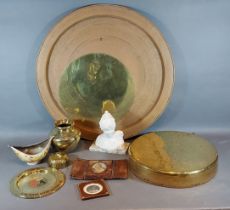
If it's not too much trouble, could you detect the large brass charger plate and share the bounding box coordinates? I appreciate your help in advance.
[128,131,218,188]
[37,4,174,140]
[10,167,65,198]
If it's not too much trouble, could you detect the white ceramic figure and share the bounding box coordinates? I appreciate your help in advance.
[89,111,129,154]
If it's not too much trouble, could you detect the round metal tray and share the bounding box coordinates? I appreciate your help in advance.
[37,4,174,140]
[10,167,65,198]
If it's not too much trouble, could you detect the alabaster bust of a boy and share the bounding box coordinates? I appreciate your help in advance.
[89,111,129,154]
[95,111,124,151]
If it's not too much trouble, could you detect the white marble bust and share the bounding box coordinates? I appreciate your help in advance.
[89,111,129,154]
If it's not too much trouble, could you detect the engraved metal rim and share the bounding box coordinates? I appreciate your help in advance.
[36,4,174,140]
[10,167,65,199]
[129,153,218,176]
[129,157,217,188]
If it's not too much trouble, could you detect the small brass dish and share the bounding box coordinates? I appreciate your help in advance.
[51,119,81,153]
[48,152,69,169]
[10,167,65,199]
[9,137,53,165]
[128,131,218,188]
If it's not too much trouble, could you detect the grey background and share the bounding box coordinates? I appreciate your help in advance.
[0,0,230,210]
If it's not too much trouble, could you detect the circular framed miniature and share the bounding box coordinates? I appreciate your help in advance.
[37,4,174,140]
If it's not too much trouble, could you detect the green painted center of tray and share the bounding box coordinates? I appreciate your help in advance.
[59,53,134,121]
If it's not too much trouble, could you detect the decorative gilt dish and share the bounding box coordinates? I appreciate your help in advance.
[37,4,174,140]
[10,167,65,199]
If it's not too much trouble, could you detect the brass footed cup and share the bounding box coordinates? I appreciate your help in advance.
[51,120,81,153]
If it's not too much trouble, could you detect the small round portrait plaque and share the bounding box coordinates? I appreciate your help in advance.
[83,183,103,195]
[91,162,107,174]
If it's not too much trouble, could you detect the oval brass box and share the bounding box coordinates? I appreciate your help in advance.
[128,131,218,188]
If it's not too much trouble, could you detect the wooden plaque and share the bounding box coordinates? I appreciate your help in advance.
[77,179,110,200]
[71,159,128,180]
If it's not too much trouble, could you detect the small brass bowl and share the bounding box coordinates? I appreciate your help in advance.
[48,152,69,169]
[51,119,81,153]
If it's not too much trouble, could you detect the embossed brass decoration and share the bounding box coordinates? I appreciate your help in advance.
[10,167,65,199]
[128,132,218,188]
[59,53,134,121]
[101,100,116,115]
[48,152,69,169]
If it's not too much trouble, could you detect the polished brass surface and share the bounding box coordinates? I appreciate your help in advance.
[36,5,174,140]
[59,53,134,121]
[51,119,81,153]
[128,131,218,188]
[48,152,69,169]
[10,167,65,199]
